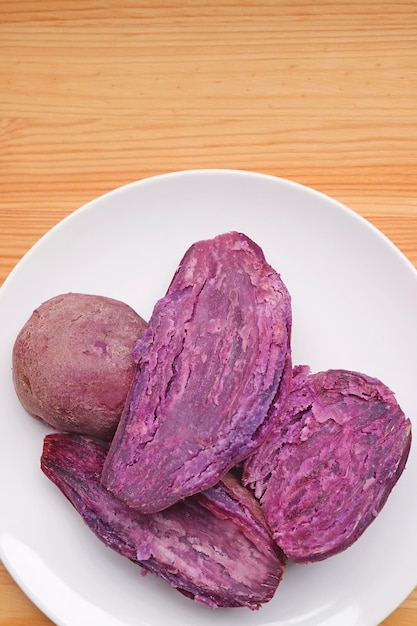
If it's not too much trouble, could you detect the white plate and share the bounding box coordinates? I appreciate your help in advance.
[0,170,416,626]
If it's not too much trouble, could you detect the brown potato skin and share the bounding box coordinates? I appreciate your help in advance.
[12,293,147,441]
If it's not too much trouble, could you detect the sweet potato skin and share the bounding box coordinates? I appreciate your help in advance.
[12,293,147,440]
[41,433,286,610]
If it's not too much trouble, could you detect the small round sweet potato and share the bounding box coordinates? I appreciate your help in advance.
[12,293,147,441]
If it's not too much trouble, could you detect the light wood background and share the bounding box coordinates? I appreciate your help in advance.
[0,1,416,624]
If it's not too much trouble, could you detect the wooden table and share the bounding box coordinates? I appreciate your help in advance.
[1,1,416,624]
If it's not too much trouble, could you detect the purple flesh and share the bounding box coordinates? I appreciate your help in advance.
[243,366,412,563]
[102,232,292,512]
[41,433,286,610]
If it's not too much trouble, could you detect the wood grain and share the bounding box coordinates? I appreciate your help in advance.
[0,1,416,624]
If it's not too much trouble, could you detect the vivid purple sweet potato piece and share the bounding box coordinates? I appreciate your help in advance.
[41,433,286,610]
[102,232,292,512]
[243,366,412,563]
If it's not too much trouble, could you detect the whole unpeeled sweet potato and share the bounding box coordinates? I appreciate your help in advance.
[12,293,147,440]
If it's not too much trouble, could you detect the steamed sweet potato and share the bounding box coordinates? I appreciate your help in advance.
[12,293,147,440]
[41,433,286,610]
[102,232,292,513]
[243,365,412,562]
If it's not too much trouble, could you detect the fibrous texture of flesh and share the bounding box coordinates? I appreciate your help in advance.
[243,366,412,563]
[102,232,292,512]
[41,433,286,610]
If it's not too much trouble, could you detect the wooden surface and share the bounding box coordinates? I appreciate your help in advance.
[0,1,416,624]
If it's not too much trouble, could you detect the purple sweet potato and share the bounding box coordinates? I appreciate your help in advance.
[41,433,286,610]
[102,232,292,513]
[243,365,412,563]
[13,293,147,440]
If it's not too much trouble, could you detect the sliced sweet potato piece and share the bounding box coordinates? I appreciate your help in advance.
[102,232,292,512]
[243,366,412,563]
[41,433,286,610]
